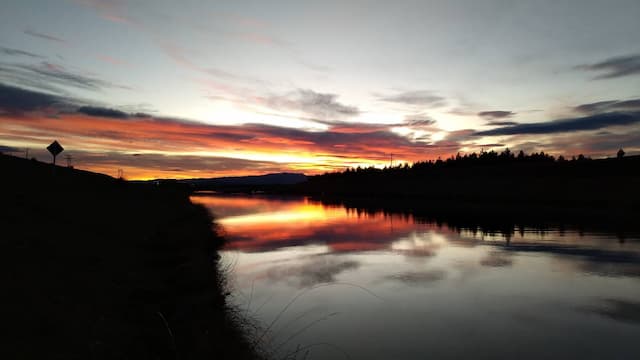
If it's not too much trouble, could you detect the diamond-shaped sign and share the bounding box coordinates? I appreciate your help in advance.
[47,141,64,157]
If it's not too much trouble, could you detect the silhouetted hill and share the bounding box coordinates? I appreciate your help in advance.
[1,154,259,360]
[178,172,307,190]
[1,152,115,186]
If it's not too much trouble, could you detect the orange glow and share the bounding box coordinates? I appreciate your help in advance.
[0,110,456,179]
[191,195,426,252]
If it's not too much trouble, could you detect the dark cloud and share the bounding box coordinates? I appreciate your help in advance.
[0,46,43,58]
[476,112,640,136]
[23,29,66,43]
[0,84,461,170]
[487,121,518,126]
[497,243,640,269]
[480,252,513,267]
[264,258,360,287]
[575,99,640,114]
[478,111,515,119]
[404,113,437,127]
[265,89,359,119]
[380,90,446,107]
[0,83,135,120]
[0,145,20,153]
[0,61,128,92]
[578,54,640,79]
[385,270,446,285]
[581,299,640,324]
[0,83,68,114]
[77,106,129,119]
[580,130,640,154]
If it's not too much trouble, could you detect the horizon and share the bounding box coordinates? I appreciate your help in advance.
[1,1,639,180]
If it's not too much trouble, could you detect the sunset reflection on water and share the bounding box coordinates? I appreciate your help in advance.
[191,193,640,360]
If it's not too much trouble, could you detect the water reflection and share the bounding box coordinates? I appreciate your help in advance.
[191,193,640,360]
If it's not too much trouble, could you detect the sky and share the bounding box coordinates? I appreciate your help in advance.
[1,0,639,179]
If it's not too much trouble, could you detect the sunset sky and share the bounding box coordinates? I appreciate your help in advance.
[1,0,639,179]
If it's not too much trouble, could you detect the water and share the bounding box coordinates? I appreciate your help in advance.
[191,193,640,360]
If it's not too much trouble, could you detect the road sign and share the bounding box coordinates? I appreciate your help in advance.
[47,140,64,165]
[47,141,64,156]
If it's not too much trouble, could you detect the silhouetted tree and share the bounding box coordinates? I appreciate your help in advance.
[617,148,625,159]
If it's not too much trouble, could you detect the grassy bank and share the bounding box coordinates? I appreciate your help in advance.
[1,154,260,359]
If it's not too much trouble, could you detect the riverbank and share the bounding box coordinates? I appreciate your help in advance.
[1,154,260,359]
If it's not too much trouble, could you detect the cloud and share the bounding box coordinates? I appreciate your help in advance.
[384,270,446,285]
[476,112,640,136]
[581,299,640,324]
[0,46,43,58]
[0,83,68,114]
[380,90,446,107]
[77,106,129,119]
[0,83,464,177]
[575,99,640,114]
[0,145,20,153]
[578,54,640,79]
[265,89,359,119]
[478,111,515,119]
[0,61,128,92]
[23,29,66,43]
[486,121,518,126]
[480,251,513,267]
[264,258,360,287]
[404,113,437,127]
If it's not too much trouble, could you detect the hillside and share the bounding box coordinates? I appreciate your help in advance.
[1,154,259,359]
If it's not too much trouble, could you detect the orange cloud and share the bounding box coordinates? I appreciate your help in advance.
[0,106,459,178]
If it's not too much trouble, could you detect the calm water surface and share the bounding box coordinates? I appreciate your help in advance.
[191,193,640,360]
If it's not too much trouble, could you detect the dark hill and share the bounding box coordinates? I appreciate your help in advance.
[1,154,259,359]
[178,172,307,191]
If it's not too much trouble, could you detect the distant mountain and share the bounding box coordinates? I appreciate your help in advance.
[181,172,307,188]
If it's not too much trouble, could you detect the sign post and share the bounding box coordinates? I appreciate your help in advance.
[47,140,64,166]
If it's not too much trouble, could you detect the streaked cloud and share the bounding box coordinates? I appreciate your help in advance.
[0,83,68,114]
[478,111,515,120]
[0,46,43,58]
[0,145,20,154]
[581,299,640,324]
[264,258,360,287]
[23,29,66,43]
[0,61,130,93]
[575,99,640,114]
[0,83,460,177]
[578,54,640,79]
[476,112,640,136]
[379,90,446,107]
[263,89,359,119]
[385,270,446,285]
[404,113,437,127]
[76,106,130,119]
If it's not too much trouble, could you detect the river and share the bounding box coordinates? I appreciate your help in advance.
[191,192,640,360]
